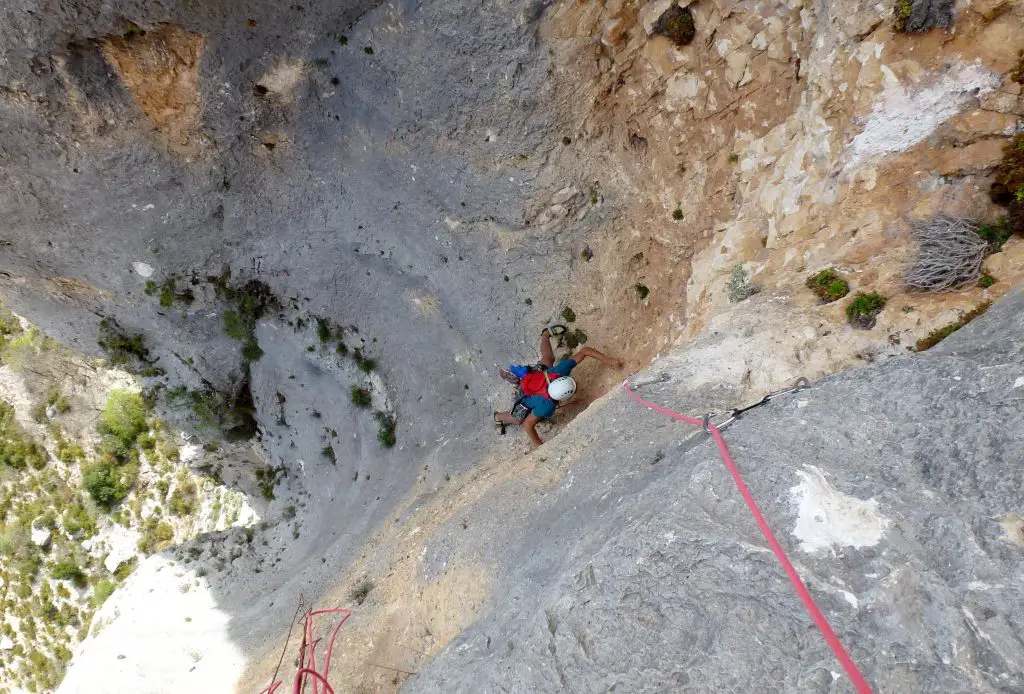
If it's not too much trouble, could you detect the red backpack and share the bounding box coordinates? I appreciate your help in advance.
[519,370,557,400]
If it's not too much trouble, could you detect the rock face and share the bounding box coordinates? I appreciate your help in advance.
[400,286,1024,693]
[0,0,1021,691]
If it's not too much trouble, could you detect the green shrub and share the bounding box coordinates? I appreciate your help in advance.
[0,299,23,354]
[159,283,174,308]
[354,349,376,373]
[255,466,284,500]
[672,208,683,220]
[144,280,159,296]
[350,387,372,408]
[560,307,576,323]
[806,268,850,303]
[990,132,1024,236]
[349,579,374,605]
[168,480,197,517]
[893,0,913,31]
[316,318,332,343]
[374,411,396,448]
[100,390,149,450]
[976,217,1012,253]
[241,339,264,362]
[915,301,991,351]
[321,445,336,464]
[97,319,150,370]
[46,386,70,413]
[0,401,48,470]
[29,401,48,424]
[846,292,886,329]
[51,558,87,588]
[634,284,650,300]
[137,518,174,554]
[81,458,137,510]
[978,273,996,288]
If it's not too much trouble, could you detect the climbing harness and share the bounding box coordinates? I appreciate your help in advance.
[621,377,873,694]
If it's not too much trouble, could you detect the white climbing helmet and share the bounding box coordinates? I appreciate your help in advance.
[547,376,577,402]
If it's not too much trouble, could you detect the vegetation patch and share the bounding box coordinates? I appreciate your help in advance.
[564,328,588,350]
[634,284,650,300]
[915,301,991,351]
[892,0,913,31]
[353,348,376,373]
[806,268,850,303]
[990,132,1024,236]
[978,273,996,288]
[977,216,1012,253]
[97,318,158,375]
[0,299,24,354]
[350,386,372,408]
[652,5,696,46]
[560,307,576,323]
[212,270,280,363]
[255,465,285,500]
[727,265,759,303]
[374,411,397,448]
[0,400,49,470]
[846,292,887,329]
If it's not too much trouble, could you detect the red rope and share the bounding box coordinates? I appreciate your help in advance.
[621,380,873,693]
[260,608,351,694]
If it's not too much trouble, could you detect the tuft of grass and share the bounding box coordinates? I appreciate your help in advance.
[727,153,739,163]
[915,301,991,351]
[672,208,684,220]
[338,35,348,45]
[634,284,650,300]
[321,445,336,464]
[222,310,247,341]
[137,518,174,554]
[846,292,887,329]
[978,273,996,288]
[565,328,588,350]
[990,132,1024,236]
[349,579,374,605]
[363,46,373,54]
[82,458,138,510]
[92,579,116,607]
[97,318,151,372]
[316,317,332,343]
[561,307,576,323]
[351,386,372,408]
[336,341,348,355]
[806,268,850,303]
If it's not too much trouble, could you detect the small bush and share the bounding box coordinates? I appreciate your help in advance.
[990,132,1024,236]
[241,339,264,362]
[846,292,887,329]
[727,153,739,164]
[915,301,991,351]
[565,328,588,350]
[727,265,759,303]
[652,5,695,46]
[168,481,197,516]
[159,283,174,308]
[561,307,576,323]
[137,518,174,554]
[82,458,138,510]
[316,318,332,343]
[321,445,336,464]
[30,401,48,424]
[97,318,150,371]
[51,558,87,588]
[0,401,48,470]
[354,349,376,373]
[374,411,397,448]
[46,386,71,413]
[806,268,850,303]
[893,0,913,31]
[976,217,1012,253]
[363,46,373,54]
[255,466,284,500]
[350,387,372,408]
[672,208,684,220]
[349,579,374,605]
[978,274,996,288]
[336,342,348,355]
[634,284,650,300]
[100,390,149,450]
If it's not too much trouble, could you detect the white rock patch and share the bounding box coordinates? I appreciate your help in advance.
[847,61,1000,168]
[132,262,154,278]
[58,555,245,694]
[790,466,889,554]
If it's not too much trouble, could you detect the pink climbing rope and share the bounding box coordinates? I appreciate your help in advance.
[621,380,874,694]
[258,607,351,694]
